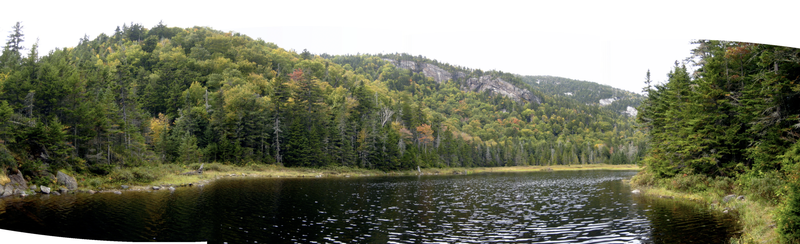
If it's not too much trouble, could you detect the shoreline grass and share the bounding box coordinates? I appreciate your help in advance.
[459,164,640,173]
[74,163,639,192]
[628,176,779,244]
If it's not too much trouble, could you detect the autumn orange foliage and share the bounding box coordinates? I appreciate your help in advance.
[290,69,304,81]
[416,124,434,145]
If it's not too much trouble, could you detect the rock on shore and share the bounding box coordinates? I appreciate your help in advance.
[8,171,28,192]
[56,171,78,190]
[2,184,12,197]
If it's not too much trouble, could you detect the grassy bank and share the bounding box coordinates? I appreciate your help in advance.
[629,171,780,243]
[458,164,640,173]
[72,163,639,191]
[74,163,385,191]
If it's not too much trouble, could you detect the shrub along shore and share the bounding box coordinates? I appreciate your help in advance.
[629,170,781,243]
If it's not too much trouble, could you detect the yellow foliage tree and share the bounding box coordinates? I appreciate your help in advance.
[148,113,169,147]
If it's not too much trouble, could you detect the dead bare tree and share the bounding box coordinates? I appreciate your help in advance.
[379,106,394,127]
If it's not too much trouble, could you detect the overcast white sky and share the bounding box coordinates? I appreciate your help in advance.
[2,0,798,94]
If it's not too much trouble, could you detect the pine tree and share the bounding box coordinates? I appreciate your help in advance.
[178,132,202,164]
[5,22,24,53]
[284,117,310,167]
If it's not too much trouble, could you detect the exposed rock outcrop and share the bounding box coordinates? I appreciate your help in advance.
[383,59,539,103]
[383,59,466,84]
[57,171,78,190]
[624,106,638,117]
[40,186,51,194]
[385,59,417,70]
[8,171,28,193]
[599,97,619,106]
[463,75,541,103]
[421,63,451,83]
[2,184,12,197]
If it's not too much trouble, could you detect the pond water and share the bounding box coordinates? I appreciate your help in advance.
[0,170,739,243]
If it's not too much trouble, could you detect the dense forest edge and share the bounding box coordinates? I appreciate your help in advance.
[631,40,800,243]
[0,22,642,190]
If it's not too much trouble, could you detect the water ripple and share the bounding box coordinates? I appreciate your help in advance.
[0,170,740,243]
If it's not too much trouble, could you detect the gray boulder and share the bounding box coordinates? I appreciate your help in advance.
[40,186,51,194]
[8,171,28,192]
[737,195,746,201]
[52,191,60,196]
[152,186,161,190]
[56,171,79,190]
[723,194,737,203]
[30,185,37,191]
[2,184,12,197]
[631,189,641,194]
[121,185,129,190]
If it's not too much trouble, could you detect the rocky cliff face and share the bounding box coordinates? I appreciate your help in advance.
[383,59,538,103]
[624,106,638,117]
[598,97,618,106]
[463,75,541,103]
[383,59,466,84]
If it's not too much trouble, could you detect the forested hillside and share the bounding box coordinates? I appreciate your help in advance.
[522,75,644,116]
[0,22,644,183]
[633,40,800,242]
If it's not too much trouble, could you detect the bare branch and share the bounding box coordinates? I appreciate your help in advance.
[379,106,394,127]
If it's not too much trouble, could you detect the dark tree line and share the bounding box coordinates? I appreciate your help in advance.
[635,40,800,242]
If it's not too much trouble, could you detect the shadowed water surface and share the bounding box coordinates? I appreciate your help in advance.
[0,170,738,243]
